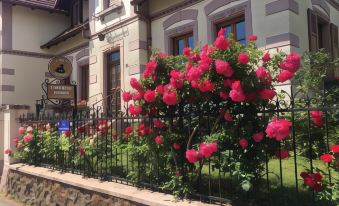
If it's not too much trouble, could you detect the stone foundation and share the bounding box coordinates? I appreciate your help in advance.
[5,170,144,206]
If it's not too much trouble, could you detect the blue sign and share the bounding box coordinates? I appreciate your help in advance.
[58,120,70,135]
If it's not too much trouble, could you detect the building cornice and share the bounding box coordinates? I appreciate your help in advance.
[150,0,204,20]
[326,0,339,10]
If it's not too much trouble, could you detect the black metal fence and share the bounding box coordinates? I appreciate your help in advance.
[19,85,339,206]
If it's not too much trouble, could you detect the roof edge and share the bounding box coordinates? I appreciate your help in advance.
[0,0,69,14]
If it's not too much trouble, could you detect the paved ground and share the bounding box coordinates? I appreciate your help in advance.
[0,196,22,206]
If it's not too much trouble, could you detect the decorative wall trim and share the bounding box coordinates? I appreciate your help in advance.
[0,85,15,92]
[128,40,148,51]
[0,49,54,59]
[266,33,300,49]
[2,2,13,50]
[150,0,204,21]
[164,21,198,55]
[65,56,73,63]
[128,65,145,76]
[265,0,299,16]
[75,48,90,61]
[326,0,339,10]
[77,58,89,67]
[89,55,97,65]
[0,68,15,75]
[312,0,330,16]
[206,1,252,44]
[163,9,198,29]
[204,0,239,16]
[312,6,330,21]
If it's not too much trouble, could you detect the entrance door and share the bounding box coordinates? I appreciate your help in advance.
[107,51,121,114]
[80,65,89,101]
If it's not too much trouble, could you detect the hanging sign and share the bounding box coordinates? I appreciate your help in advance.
[48,57,73,80]
[47,84,75,100]
[58,120,70,135]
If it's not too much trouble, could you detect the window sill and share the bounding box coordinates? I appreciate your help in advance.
[97,2,123,21]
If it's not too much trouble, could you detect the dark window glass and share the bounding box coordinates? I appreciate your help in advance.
[217,16,246,44]
[172,32,194,55]
[72,0,81,26]
[107,51,121,114]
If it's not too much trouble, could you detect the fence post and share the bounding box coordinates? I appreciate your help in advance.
[0,105,30,190]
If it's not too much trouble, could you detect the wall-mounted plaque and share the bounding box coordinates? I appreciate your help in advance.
[47,84,75,100]
[48,57,72,80]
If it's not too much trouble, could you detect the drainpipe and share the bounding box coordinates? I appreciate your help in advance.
[132,0,152,60]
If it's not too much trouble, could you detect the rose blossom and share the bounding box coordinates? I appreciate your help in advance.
[130,78,142,91]
[144,90,156,103]
[128,104,142,116]
[143,61,157,78]
[64,130,72,137]
[153,119,165,129]
[239,138,248,149]
[199,143,218,158]
[18,127,25,134]
[256,66,269,79]
[4,149,12,155]
[214,29,229,50]
[265,119,292,141]
[173,143,181,150]
[229,81,246,102]
[259,89,276,100]
[186,149,198,164]
[125,126,133,134]
[183,47,191,56]
[238,53,250,64]
[320,154,333,163]
[224,113,233,122]
[219,91,229,100]
[277,70,294,83]
[79,147,85,155]
[310,111,323,126]
[23,134,33,143]
[262,52,271,62]
[275,150,289,159]
[330,144,339,153]
[253,132,264,143]
[122,91,132,102]
[26,126,33,134]
[163,91,178,105]
[199,80,215,92]
[155,135,164,145]
[248,35,257,41]
[132,92,143,101]
[215,60,234,77]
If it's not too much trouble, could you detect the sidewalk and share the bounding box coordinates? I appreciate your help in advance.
[0,196,23,206]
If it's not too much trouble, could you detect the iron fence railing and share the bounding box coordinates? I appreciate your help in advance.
[18,85,339,206]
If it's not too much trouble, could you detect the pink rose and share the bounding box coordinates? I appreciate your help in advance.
[214,36,229,51]
[130,78,142,91]
[238,53,250,64]
[163,91,178,105]
[23,134,33,143]
[172,143,181,150]
[248,35,257,41]
[253,132,264,143]
[265,119,292,141]
[229,81,246,102]
[155,135,164,145]
[256,66,269,79]
[259,89,276,100]
[4,149,12,155]
[183,47,191,56]
[239,138,248,149]
[186,149,198,164]
[198,80,215,92]
[215,60,234,77]
[122,91,132,102]
[18,127,25,134]
[277,70,294,82]
[144,90,156,103]
[199,142,218,158]
[128,104,142,116]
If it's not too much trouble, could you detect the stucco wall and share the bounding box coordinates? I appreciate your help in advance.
[88,0,148,107]
[12,6,69,54]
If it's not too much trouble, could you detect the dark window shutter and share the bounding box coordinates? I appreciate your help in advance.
[308,9,318,52]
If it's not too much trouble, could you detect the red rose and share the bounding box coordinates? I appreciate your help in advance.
[128,104,142,116]
[130,78,142,91]
[79,147,85,155]
[4,149,12,155]
[259,89,276,100]
[265,119,292,141]
[224,113,233,122]
[163,91,178,105]
[215,60,234,77]
[144,61,157,78]
[153,119,165,129]
[310,111,323,126]
[262,52,271,62]
[256,66,269,79]
[155,135,164,145]
[248,35,257,41]
[320,153,333,163]
[330,144,339,153]
[229,81,246,102]
[124,126,133,134]
[18,127,25,134]
[238,53,250,64]
[172,143,181,150]
[214,36,229,50]
[198,80,215,92]
[239,138,248,149]
[275,150,289,159]
[186,149,198,164]
[253,132,264,143]
[183,47,191,56]
[199,142,218,158]
[122,91,132,102]
[63,131,72,137]
[277,70,294,83]
[144,90,156,103]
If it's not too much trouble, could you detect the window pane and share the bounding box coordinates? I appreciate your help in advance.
[236,21,246,41]
[178,39,185,55]
[239,39,246,45]
[225,25,232,38]
[188,36,194,48]
[110,51,120,62]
